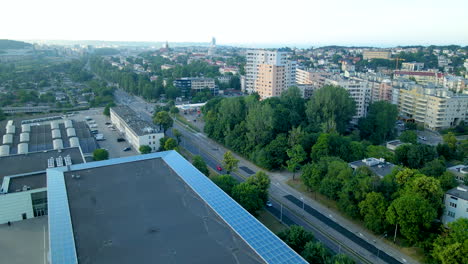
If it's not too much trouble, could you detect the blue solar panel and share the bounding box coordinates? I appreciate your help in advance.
[47,169,78,264]
[47,151,306,264]
[162,151,307,264]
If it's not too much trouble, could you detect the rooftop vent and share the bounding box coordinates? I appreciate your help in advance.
[48,157,55,168]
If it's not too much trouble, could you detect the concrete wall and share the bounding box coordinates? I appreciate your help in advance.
[0,188,46,224]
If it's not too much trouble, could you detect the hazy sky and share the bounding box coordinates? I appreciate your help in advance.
[2,0,467,47]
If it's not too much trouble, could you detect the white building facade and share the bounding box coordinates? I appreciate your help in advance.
[110,106,164,152]
[442,185,468,226]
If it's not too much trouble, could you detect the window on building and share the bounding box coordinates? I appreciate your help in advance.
[447,211,455,218]
[449,202,457,208]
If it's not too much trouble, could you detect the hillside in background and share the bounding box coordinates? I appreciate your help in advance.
[0,39,32,50]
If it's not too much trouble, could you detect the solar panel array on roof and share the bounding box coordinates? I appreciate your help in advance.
[162,151,307,264]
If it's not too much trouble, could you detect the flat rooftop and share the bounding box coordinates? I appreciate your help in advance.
[349,159,395,178]
[7,172,46,193]
[63,158,263,264]
[0,216,48,264]
[446,185,468,201]
[48,151,305,264]
[111,106,161,136]
[0,147,84,192]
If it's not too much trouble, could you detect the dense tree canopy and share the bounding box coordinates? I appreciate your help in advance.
[306,85,356,134]
[358,101,398,144]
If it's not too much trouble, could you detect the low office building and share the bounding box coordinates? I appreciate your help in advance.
[174,77,217,96]
[110,106,164,152]
[447,165,468,183]
[386,139,409,151]
[349,158,396,178]
[47,151,307,264]
[442,185,468,226]
[0,147,85,224]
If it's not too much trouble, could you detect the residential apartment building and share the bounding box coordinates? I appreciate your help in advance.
[401,62,425,71]
[443,75,466,93]
[442,185,468,226]
[256,64,285,98]
[325,76,371,121]
[398,87,468,130]
[362,50,391,60]
[394,70,444,85]
[110,106,164,152]
[244,50,296,97]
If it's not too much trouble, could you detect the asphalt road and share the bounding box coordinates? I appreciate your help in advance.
[112,89,410,264]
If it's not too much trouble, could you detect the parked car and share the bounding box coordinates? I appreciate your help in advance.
[117,138,126,142]
[123,147,131,152]
[216,165,222,171]
[105,122,111,125]
[266,201,273,207]
[91,130,99,134]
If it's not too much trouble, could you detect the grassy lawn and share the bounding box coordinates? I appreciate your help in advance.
[175,114,201,132]
[256,210,288,234]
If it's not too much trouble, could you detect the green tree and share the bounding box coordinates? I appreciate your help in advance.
[432,218,468,264]
[93,149,109,161]
[170,106,179,115]
[443,132,457,150]
[406,175,443,209]
[328,254,355,264]
[320,161,353,200]
[192,155,209,176]
[172,128,182,144]
[139,145,152,154]
[277,225,314,253]
[358,101,398,144]
[286,144,307,180]
[366,145,395,163]
[212,174,238,195]
[386,193,437,244]
[399,130,417,144]
[301,241,331,264]
[153,111,173,133]
[231,182,263,214]
[246,171,271,203]
[359,192,388,233]
[223,151,239,174]
[306,85,356,134]
[164,138,178,150]
[0,108,5,121]
[159,137,168,151]
[338,167,378,218]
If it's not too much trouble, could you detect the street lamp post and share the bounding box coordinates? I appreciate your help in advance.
[280,203,283,223]
[300,197,305,216]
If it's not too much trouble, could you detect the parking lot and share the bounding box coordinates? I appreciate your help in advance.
[69,108,139,159]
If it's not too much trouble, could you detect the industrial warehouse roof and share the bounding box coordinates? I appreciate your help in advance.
[47,151,306,264]
[0,120,97,154]
[0,147,85,193]
[110,105,161,136]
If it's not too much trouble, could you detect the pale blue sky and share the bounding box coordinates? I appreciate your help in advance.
[2,0,467,47]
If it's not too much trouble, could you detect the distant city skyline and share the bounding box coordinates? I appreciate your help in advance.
[2,0,468,47]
